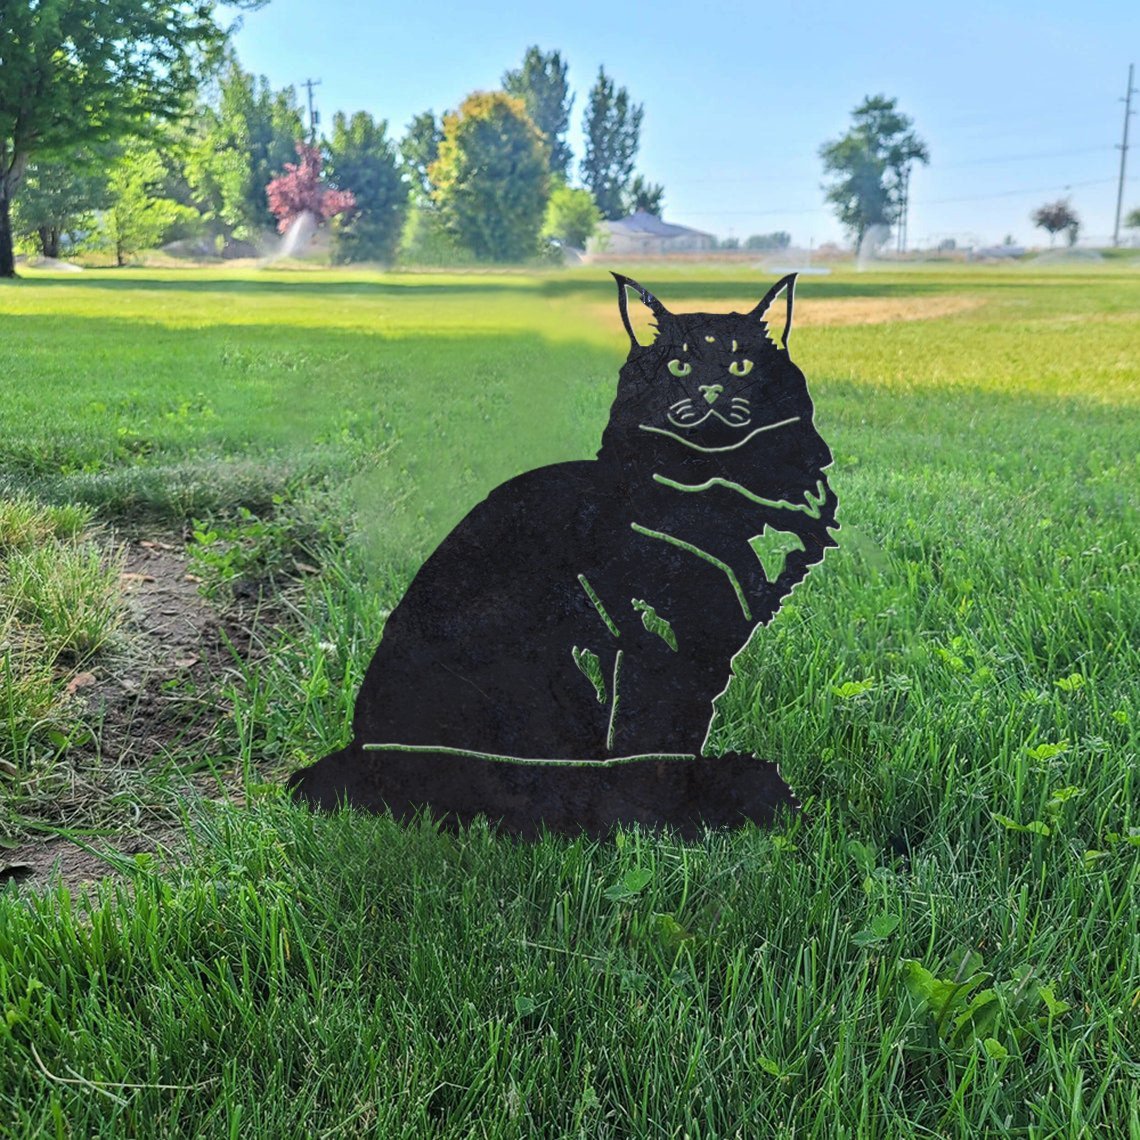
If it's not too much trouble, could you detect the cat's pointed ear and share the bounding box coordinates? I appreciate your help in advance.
[612,272,669,348]
[750,273,797,350]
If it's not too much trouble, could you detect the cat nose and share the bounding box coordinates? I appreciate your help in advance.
[699,384,724,405]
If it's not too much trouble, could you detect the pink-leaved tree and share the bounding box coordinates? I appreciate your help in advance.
[266,142,356,233]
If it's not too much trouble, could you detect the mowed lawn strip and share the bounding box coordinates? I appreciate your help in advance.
[0,263,1137,1137]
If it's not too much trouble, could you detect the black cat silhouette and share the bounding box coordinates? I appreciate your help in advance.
[288,274,839,838]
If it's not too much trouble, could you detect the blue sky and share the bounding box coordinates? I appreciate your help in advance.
[232,0,1140,248]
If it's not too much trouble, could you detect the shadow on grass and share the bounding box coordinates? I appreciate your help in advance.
[3,270,1043,304]
[0,315,615,530]
[5,274,542,298]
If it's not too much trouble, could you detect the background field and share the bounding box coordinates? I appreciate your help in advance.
[1,262,1138,1137]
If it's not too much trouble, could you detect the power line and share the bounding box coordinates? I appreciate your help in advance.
[912,176,1117,207]
[666,146,1116,189]
[1113,63,1136,246]
[684,177,1119,217]
[945,145,1112,168]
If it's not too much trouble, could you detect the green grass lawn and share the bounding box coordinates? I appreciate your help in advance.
[1,261,1138,1137]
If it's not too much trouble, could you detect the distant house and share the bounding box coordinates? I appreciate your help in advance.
[590,210,715,256]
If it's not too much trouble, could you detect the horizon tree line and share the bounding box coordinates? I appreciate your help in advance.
[5,1,1118,274]
[2,17,665,271]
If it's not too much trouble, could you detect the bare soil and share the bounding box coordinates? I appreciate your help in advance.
[0,828,187,894]
[2,538,268,896]
[84,539,240,764]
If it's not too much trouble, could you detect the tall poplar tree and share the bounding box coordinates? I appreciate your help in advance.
[502,47,574,180]
[580,68,643,221]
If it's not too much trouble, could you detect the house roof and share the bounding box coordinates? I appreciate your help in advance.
[605,210,713,239]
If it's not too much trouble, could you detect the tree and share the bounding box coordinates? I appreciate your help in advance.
[627,174,664,216]
[541,183,602,249]
[0,0,262,277]
[819,94,929,246]
[185,59,304,244]
[429,92,549,262]
[745,231,792,251]
[11,151,111,258]
[324,112,408,264]
[1031,199,1080,247]
[581,68,644,220]
[265,142,354,234]
[502,47,574,180]
[400,111,443,204]
[1126,206,1140,230]
[99,142,198,265]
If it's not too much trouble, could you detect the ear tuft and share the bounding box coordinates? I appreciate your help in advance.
[613,272,669,348]
[750,274,797,349]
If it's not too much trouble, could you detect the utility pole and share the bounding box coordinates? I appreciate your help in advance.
[1113,63,1135,247]
[896,164,911,254]
[302,78,322,145]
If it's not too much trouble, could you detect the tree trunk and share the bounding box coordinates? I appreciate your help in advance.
[0,191,15,278]
[0,151,28,277]
[38,226,61,259]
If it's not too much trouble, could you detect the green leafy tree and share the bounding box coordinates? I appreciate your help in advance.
[398,206,469,266]
[400,111,443,204]
[819,94,929,246]
[398,112,448,265]
[1126,206,1140,230]
[541,182,601,249]
[627,174,664,216]
[1031,199,1080,247]
[324,111,408,264]
[581,68,644,220]
[11,151,111,258]
[99,142,198,265]
[0,0,262,277]
[429,92,549,262]
[185,59,304,244]
[502,47,574,180]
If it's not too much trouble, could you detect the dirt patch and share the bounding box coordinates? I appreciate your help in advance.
[593,293,982,329]
[4,537,271,894]
[76,538,241,764]
[1,827,187,894]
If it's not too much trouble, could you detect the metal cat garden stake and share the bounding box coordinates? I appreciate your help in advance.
[289,274,839,837]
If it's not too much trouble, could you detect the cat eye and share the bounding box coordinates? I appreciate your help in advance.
[668,360,692,377]
[728,360,754,377]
